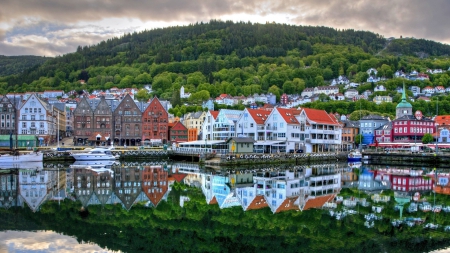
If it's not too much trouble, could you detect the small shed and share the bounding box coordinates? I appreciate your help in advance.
[226,137,255,153]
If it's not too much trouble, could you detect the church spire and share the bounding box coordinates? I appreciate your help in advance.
[401,81,407,102]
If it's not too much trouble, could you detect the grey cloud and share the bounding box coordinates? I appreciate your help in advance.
[1,0,450,56]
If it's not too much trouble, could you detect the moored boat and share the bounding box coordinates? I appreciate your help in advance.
[347,150,362,162]
[71,147,119,161]
[0,152,43,164]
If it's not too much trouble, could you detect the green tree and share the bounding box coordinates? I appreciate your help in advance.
[355,134,363,145]
[422,133,434,144]
[135,89,151,102]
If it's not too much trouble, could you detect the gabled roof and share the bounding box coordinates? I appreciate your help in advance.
[301,194,336,211]
[274,196,299,213]
[171,121,188,130]
[209,196,218,205]
[210,110,219,120]
[247,109,270,124]
[303,108,339,125]
[276,108,301,124]
[245,195,269,211]
[435,115,450,126]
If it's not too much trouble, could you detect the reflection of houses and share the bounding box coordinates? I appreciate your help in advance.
[142,166,168,207]
[74,169,94,207]
[429,172,450,195]
[358,169,390,191]
[379,168,432,192]
[93,170,114,205]
[19,170,55,212]
[0,171,21,208]
[253,170,306,213]
[306,167,341,197]
[114,167,142,210]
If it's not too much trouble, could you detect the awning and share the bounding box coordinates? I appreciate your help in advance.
[254,141,284,146]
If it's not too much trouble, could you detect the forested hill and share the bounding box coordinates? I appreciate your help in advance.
[385,38,450,57]
[3,20,450,97]
[0,55,49,76]
[6,21,387,86]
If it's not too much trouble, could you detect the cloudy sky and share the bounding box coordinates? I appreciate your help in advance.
[1,0,449,57]
[0,230,119,252]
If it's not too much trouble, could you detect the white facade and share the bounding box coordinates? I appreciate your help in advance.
[18,94,65,146]
[180,86,191,99]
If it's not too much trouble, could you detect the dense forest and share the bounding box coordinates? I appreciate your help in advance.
[2,183,450,253]
[0,55,49,76]
[2,20,450,117]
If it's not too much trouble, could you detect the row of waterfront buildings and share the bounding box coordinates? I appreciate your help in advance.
[0,84,448,151]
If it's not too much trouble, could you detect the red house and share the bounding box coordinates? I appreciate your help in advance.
[142,97,168,145]
[170,121,188,143]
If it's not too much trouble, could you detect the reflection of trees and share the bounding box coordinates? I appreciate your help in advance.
[2,184,450,253]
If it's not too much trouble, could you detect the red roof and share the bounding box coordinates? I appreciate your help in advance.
[171,121,188,130]
[275,196,299,213]
[247,109,270,124]
[435,116,450,127]
[170,173,187,183]
[302,194,335,211]
[276,108,301,125]
[303,108,340,125]
[209,196,218,205]
[246,195,268,211]
[210,110,219,120]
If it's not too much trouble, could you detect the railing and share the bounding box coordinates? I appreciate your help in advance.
[257,126,265,131]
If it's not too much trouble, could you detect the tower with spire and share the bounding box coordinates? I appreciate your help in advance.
[396,82,412,119]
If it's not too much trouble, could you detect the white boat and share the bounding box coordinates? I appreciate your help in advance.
[0,152,43,164]
[347,150,362,162]
[71,147,119,161]
[0,161,44,170]
[70,160,119,169]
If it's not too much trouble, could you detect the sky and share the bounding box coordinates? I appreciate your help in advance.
[0,230,120,253]
[1,0,450,57]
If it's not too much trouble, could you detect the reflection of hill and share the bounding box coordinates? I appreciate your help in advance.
[4,185,450,253]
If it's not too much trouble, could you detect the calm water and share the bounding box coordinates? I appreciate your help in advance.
[1,160,450,253]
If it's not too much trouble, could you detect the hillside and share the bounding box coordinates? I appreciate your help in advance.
[0,55,49,76]
[2,20,450,104]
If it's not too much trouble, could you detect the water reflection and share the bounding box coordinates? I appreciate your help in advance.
[2,161,450,252]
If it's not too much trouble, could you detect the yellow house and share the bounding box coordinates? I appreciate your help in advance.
[183,111,207,131]
[373,95,392,105]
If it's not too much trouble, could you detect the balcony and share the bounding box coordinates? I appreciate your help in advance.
[257,125,265,131]
[266,126,277,131]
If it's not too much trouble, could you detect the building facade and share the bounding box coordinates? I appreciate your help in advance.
[142,97,168,145]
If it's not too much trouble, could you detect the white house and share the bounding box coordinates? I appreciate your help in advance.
[236,108,270,141]
[18,93,64,146]
[367,76,380,83]
[180,86,191,99]
[209,109,243,140]
[344,89,359,99]
[295,108,342,153]
[201,110,219,141]
[374,85,387,92]
[367,68,378,75]
[422,86,435,95]
[331,75,350,86]
[263,107,301,153]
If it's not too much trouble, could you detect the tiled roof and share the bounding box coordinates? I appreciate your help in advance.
[246,195,268,211]
[209,196,218,205]
[210,110,219,120]
[277,108,301,124]
[435,115,450,126]
[275,196,299,213]
[302,194,336,211]
[303,108,339,125]
[247,109,270,124]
